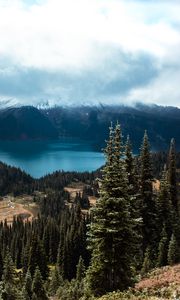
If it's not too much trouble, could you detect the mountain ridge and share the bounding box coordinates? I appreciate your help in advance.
[0,103,180,151]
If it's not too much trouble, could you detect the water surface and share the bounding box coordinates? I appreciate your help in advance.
[0,139,104,178]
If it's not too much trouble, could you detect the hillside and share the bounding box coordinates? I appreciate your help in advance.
[0,104,180,151]
[42,104,180,151]
[0,106,58,140]
[98,264,180,300]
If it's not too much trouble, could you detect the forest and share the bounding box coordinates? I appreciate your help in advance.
[0,124,179,300]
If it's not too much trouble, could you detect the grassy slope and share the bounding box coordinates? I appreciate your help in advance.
[98,264,180,300]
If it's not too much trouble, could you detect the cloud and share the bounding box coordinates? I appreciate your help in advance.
[0,0,179,106]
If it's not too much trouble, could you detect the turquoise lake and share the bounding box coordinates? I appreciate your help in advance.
[0,139,104,178]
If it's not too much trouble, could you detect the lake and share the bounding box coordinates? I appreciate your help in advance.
[0,139,105,178]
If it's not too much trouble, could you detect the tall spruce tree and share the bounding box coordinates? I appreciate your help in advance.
[2,251,19,300]
[167,233,179,265]
[167,139,180,260]
[32,267,48,300]
[157,168,173,239]
[86,123,139,296]
[157,225,168,267]
[22,270,32,300]
[140,131,157,255]
[167,138,178,212]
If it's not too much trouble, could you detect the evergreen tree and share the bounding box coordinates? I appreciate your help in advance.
[141,247,151,275]
[168,233,179,265]
[28,235,49,280]
[140,131,157,254]
[32,267,48,300]
[86,124,139,296]
[76,256,85,282]
[49,267,63,296]
[157,225,168,267]
[157,168,173,239]
[3,252,17,285]
[0,249,3,281]
[2,252,19,300]
[125,135,136,191]
[167,138,178,212]
[22,270,32,300]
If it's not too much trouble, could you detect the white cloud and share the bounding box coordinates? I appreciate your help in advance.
[0,0,179,106]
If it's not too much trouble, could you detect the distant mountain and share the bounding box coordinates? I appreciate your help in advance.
[0,106,58,140]
[0,104,179,151]
[41,104,180,151]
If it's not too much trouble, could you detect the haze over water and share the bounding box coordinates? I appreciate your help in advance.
[0,139,104,178]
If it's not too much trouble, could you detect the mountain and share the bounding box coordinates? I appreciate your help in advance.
[0,106,58,140]
[41,104,180,151]
[0,104,180,151]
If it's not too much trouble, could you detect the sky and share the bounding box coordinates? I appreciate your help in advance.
[0,0,180,107]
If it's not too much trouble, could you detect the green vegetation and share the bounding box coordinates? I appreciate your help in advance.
[0,124,179,299]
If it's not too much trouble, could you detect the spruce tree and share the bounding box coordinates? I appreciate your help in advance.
[0,249,3,281]
[76,256,85,282]
[168,233,179,265]
[49,267,63,296]
[125,135,136,192]
[141,247,151,275]
[167,138,178,212]
[157,225,168,267]
[86,124,139,296]
[2,252,19,300]
[28,235,49,280]
[140,131,157,254]
[32,267,48,300]
[157,169,172,239]
[22,270,32,300]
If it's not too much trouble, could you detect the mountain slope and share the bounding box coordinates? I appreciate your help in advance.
[0,106,58,140]
[42,104,180,151]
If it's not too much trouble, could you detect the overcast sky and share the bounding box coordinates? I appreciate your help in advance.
[0,0,180,107]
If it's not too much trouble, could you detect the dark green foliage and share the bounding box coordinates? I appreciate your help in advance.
[157,169,173,239]
[0,249,3,281]
[2,252,19,300]
[22,270,32,300]
[167,139,178,212]
[49,267,63,296]
[28,235,49,280]
[32,267,48,300]
[140,131,157,254]
[157,226,168,267]
[168,233,179,265]
[141,247,151,275]
[57,279,84,300]
[2,252,17,285]
[0,124,179,299]
[76,256,85,282]
[87,124,140,296]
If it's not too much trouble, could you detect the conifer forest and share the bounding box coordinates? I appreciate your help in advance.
[0,124,179,300]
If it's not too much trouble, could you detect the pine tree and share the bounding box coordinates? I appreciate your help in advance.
[49,267,63,296]
[32,267,48,300]
[22,270,32,300]
[125,135,136,191]
[167,138,178,212]
[76,256,85,282]
[0,249,3,281]
[86,124,139,296]
[157,169,173,239]
[28,235,49,280]
[3,251,17,285]
[2,251,19,300]
[141,247,151,275]
[168,233,179,265]
[140,131,157,254]
[157,225,168,267]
